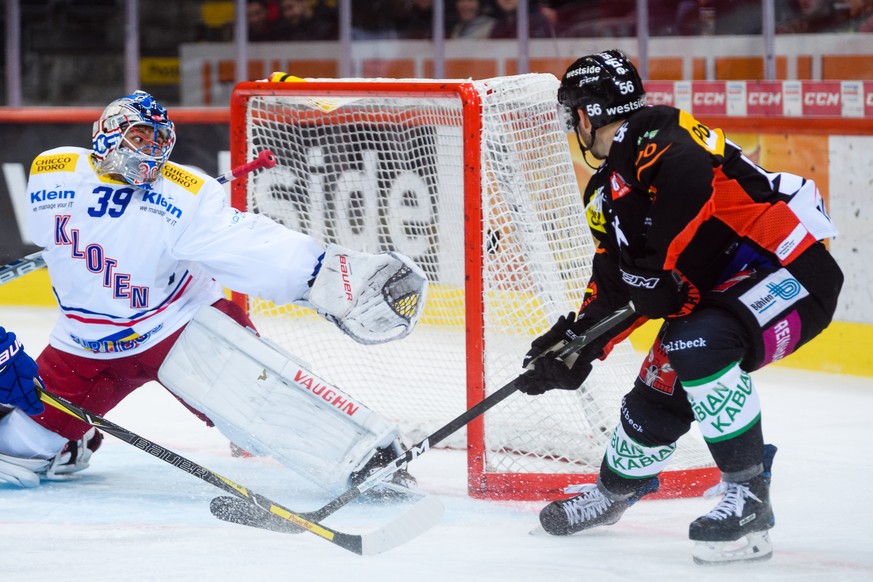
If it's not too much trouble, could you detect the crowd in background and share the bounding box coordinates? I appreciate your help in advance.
[229,0,873,42]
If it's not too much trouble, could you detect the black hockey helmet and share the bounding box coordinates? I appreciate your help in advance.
[558,49,646,131]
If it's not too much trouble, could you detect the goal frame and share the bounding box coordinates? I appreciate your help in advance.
[229,78,719,501]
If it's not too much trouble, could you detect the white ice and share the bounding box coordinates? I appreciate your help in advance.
[1,306,871,582]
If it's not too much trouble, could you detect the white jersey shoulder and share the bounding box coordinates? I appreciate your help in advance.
[26,147,323,359]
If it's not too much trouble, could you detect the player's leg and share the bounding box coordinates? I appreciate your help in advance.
[539,324,697,535]
[679,246,842,563]
[0,346,120,486]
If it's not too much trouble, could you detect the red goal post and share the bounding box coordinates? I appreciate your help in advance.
[229,74,718,501]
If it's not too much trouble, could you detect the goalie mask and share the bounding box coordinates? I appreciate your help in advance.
[92,90,176,189]
[558,49,646,132]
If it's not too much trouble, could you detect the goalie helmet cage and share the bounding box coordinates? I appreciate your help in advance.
[229,74,718,501]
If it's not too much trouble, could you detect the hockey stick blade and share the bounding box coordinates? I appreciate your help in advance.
[231,303,636,529]
[38,385,441,555]
[0,151,276,287]
[210,494,444,555]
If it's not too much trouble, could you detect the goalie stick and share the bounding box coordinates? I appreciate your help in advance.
[211,303,637,533]
[37,385,443,555]
[0,150,277,286]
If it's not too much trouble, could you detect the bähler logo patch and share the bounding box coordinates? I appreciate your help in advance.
[739,269,808,325]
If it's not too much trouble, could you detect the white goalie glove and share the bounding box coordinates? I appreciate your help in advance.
[305,244,428,344]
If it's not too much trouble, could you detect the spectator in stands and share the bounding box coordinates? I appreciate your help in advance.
[272,0,337,40]
[777,0,842,33]
[674,0,760,35]
[247,0,279,42]
[839,0,873,31]
[537,0,592,38]
[353,0,407,39]
[400,0,436,39]
[489,0,553,38]
[449,0,496,38]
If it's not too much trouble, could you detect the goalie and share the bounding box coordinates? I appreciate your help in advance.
[0,90,428,499]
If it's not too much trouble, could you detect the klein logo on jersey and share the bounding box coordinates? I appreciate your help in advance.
[141,191,182,219]
[739,269,809,325]
[31,153,80,175]
[30,188,75,204]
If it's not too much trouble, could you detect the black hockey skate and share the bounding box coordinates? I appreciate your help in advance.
[690,444,777,565]
[348,443,419,503]
[539,477,660,536]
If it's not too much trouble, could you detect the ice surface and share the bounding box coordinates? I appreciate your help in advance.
[1,306,871,581]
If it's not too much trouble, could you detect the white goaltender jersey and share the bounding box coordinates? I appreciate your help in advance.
[26,146,323,359]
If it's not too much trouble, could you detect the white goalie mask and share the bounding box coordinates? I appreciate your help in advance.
[91,90,176,190]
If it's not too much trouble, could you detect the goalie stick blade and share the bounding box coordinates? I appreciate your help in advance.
[210,494,445,555]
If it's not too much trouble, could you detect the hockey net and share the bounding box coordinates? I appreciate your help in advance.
[229,73,717,500]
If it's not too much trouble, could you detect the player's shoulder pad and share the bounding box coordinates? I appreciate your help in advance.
[30,146,89,176]
[160,162,208,195]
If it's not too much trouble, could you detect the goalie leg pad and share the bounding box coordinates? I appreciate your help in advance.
[158,305,401,492]
[306,243,428,345]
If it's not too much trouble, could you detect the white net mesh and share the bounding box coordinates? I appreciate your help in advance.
[234,73,713,497]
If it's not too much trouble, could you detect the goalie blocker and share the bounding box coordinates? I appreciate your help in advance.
[158,305,412,493]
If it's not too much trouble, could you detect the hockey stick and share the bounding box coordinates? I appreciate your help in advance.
[0,251,45,286]
[0,150,277,286]
[37,385,442,555]
[211,302,637,532]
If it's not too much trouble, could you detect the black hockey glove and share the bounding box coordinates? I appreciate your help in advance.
[516,354,594,396]
[516,312,597,396]
[619,266,696,319]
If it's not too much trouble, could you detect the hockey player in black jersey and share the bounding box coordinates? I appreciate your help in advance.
[516,49,843,564]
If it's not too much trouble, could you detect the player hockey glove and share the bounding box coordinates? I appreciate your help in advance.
[619,265,697,319]
[516,312,598,396]
[0,327,44,416]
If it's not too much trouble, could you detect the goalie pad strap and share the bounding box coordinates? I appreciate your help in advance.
[158,305,399,492]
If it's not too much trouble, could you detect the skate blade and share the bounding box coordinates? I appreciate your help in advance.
[529,525,549,536]
[692,531,773,565]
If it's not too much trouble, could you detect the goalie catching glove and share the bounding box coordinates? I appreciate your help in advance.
[516,312,602,396]
[305,244,428,345]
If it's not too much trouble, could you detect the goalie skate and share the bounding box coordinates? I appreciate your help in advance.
[349,443,421,502]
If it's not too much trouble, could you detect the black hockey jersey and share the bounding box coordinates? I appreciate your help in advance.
[578,105,837,336]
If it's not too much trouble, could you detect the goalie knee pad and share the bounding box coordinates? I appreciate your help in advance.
[159,305,403,493]
[305,243,428,344]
